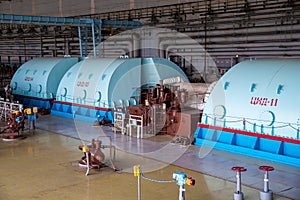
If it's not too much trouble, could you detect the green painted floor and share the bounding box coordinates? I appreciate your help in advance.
[0,128,290,200]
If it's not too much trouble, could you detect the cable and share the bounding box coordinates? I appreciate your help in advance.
[139,168,176,183]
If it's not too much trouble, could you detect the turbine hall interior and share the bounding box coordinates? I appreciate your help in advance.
[1,1,300,199]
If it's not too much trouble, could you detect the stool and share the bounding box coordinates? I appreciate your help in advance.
[231,166,247,200]
[259,165,274,200]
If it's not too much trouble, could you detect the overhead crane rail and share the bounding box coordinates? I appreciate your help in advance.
[0,14,143,57]
[0,14,95,27]
[0,14,143,28]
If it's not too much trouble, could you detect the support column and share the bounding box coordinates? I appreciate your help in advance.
[90,0,95,15]
[91,21,96,57]
[84,27,88,57]
[78,26,83,57]
[58,0,63,17]
[31,0,36,15]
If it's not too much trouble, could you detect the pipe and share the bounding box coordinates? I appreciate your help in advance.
[101,32,140,57]
[78,26,83,57]
[91,21,96,57]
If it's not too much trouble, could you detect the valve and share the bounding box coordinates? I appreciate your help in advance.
[259,165,274,200]
[231,166,247,200]
[259,165,274,172]
[24,108,32,115]
[173,172,187,186]
[173,172,195,187]
[79,145,89,153]
[33,106,38,113]
[185,177,195,186]
[231,166,247,172]
[173,172,195,200]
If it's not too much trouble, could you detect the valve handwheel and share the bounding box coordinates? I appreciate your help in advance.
[231,166,247,172]
[259,166,274,172]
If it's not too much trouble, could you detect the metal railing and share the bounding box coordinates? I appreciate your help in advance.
[0,98,23,121]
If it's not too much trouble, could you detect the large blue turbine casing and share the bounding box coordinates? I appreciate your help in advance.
[194,59,300,167]
[51,57,188,122]
[10,57,78,108]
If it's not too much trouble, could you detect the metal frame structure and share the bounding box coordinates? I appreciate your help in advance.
[0,14,143,57]
[0,98,23,121]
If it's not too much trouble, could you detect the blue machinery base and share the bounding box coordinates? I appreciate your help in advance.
[13,95,52,109]
[51,101,113,123]
[194,124,300,168]
[14,96,113,123]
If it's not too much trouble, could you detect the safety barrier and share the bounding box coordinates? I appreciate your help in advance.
[113,110,127,135]
[133,165,195,200]
[0,98,23,121]
[202,114,300,140]
[129,114,144,138]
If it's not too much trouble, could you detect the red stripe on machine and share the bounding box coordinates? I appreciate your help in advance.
[53,100,112,111]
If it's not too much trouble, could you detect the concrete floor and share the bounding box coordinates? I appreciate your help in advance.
[0,115,299,200]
